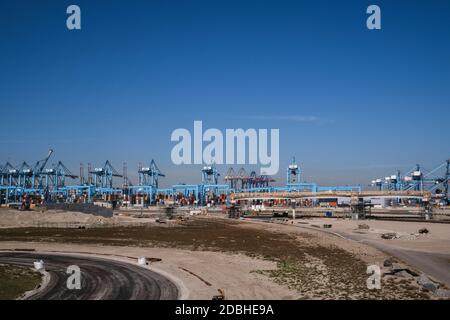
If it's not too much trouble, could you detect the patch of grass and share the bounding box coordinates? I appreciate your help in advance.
[256,256,429,299]
[0,264,42,300]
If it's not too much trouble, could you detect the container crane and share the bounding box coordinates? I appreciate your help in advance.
[224,168,238,190]
[138,159,165,189]
[90,160,123,191]
[202,163,220,185]
[127,160,165,205]
[17,149,53,189]
[43,161,78,190]
[2,162,17,186]
[287,156,300,184]
[200,163,229,206]
[237,168,249,190]
[374,158,450,200]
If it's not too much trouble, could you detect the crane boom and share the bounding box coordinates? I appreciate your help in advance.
[37,149,53,173]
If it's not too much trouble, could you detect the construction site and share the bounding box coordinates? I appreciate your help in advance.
[1,1,449,315]
[1,150,450,300]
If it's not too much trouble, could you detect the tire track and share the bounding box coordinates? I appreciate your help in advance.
[0,252,178,300]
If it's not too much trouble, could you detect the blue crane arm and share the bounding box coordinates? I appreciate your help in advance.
[38,149,53,173]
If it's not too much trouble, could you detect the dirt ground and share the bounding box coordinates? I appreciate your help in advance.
[0,242,296,300]
[0,208,153,228]
[293,218,450,254]
[274,217,450,291]
[0,210,437,299]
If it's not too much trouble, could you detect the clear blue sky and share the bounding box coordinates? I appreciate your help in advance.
[1,0,449,187]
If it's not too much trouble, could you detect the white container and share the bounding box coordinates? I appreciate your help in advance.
[34,260,44,271]
[138,257,147,266]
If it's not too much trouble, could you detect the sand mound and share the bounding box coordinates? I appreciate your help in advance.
[0,208,113,228]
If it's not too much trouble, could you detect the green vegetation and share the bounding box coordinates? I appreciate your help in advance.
[0,264,42,300]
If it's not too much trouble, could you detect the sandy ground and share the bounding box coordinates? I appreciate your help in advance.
[0,208,154,228]
[237,219,389,266]
[292,218,450,254]
[0,241,297,300]
[1,208,448,299]
[242,217,450,288]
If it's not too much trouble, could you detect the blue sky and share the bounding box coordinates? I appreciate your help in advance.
[0,0,449,187]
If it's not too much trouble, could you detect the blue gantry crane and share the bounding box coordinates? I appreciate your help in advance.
[166,163,230,207]
[0,150,53,203]
[199,162,229,206]
[128,159,165,205]
[283,157,317,192]
[11,150,450,208]
[1,162,18,186]
[43,161,78,191]
[372,159,450,202]
[139,159,165,189]
[90,160,123,194]
[202,163,220,185]
[287,156,300,184]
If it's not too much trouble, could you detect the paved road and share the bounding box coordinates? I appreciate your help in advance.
[348,236,450,287]
[294,224,450,287]
[0,252,178,300]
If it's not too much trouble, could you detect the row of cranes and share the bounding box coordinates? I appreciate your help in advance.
[1,150,362,207]
[0,150,79,202]
[155,158,360,207]
[224,168,275,190]
[370,159,450,203]
[0,150,121,193]
[0,150,55,191]
[0,150,126,204]
[221,157,360,194]
[124,162,228,207]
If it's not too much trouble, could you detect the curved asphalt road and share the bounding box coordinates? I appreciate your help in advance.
[0,252,178,300]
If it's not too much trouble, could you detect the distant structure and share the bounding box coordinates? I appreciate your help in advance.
[1,150,447,207]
